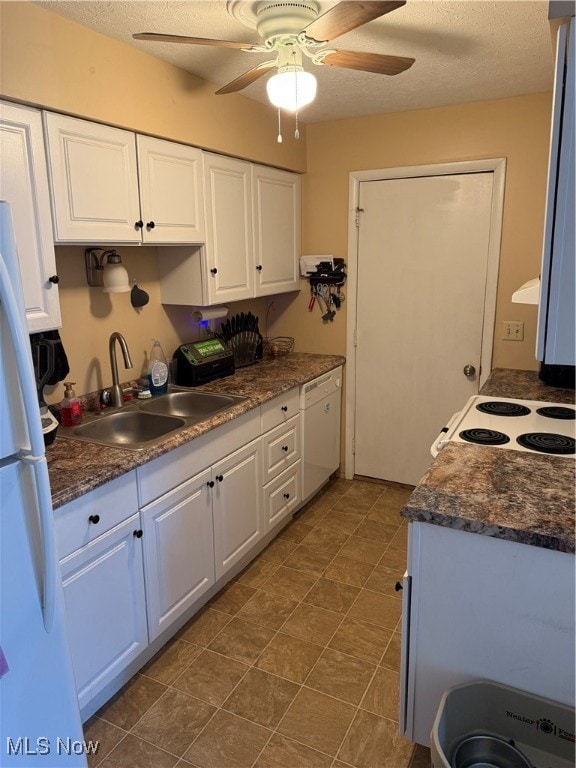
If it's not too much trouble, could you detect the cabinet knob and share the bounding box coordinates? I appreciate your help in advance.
[207,480,215,488]
[146,221,155,230]
[133,529,143,539]
[210,268,218,275]
[135,220,144,230]
[283,492,290,499]
[394,581,403,592]
[88,514,100,525]
[256,264,263,272]
[48,275,60,284]
[281,406,288,412]
[282,445,289,452]
[216,474,224,482]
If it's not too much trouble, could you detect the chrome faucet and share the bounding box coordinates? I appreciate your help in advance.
[109,332,133,408]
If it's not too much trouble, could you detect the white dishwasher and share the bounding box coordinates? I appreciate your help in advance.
[300,366,342,504]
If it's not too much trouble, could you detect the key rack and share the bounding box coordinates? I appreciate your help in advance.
[306,259,347,322]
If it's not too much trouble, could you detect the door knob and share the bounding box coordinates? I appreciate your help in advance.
[463,364,476,377]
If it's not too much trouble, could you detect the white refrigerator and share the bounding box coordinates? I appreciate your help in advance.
[0,202,87,766]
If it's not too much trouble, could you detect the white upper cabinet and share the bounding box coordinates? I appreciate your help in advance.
[203,153,254,303]
[0,101,61,332]
[158,159,301,306]
[252,165,301,296]
[43,112,204,245]
[136,135,205,244]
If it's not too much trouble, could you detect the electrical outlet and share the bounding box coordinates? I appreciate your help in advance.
[502,321,524,341]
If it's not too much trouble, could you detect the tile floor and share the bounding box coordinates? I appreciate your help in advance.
[84,478,432,768]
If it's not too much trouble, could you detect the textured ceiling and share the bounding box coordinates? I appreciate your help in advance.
[34,1,555,123]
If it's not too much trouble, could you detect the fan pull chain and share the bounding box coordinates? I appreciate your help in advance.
[277,108,283,143]
[295,111,300,140]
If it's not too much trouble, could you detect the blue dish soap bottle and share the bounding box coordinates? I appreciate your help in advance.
[147,339,169,395]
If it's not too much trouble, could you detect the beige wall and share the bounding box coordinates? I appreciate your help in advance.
[48,246,268,404]
[270,94,552,372]
[0,1,307,171]
[2,2,554,403]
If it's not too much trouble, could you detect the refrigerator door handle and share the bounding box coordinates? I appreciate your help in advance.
[0,256,55,632]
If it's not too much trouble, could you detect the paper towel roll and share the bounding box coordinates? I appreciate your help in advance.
[192,306,229,322]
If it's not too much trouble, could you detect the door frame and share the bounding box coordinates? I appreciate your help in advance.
[344,158,506,479]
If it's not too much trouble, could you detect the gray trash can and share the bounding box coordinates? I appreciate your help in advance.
[430,680,575,768]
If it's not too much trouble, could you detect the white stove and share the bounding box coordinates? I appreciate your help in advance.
[432,395,575,457]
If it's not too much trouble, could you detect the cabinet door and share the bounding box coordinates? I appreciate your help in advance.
[212,438,263,580]
[137,135,205,244]
[204,153,254,303]
[252,165,301,296]
[43,112,141,243]
[59,514,148,710]
[141,468,215,641]
[0,101,61,331]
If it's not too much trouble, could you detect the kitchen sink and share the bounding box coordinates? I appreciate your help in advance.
[137,390,247,420]
[61,411,186,450]
[57,390,248,451]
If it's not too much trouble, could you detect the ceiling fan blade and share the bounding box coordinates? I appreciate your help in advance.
[322,49,414,75]
[133,33,258,50]
[215,61,276,95]
[303,1,406,43]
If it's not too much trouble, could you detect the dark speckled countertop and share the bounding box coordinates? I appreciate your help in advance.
[47,353,345,509]
[402,368,575,552]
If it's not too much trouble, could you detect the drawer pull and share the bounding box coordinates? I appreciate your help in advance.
[146,221,155,230]
[88,514,100,525]
[283,492,290,499]
[135,220,143,230]
[395,581,403,592]
[281,406,288,412]
[207,480,215,488]
[133,529,143,539]
[210,268,218,275]
[282,445,289,452]
[216,474,224,483]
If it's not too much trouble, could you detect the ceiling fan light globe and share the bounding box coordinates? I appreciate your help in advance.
[266,70,317,111]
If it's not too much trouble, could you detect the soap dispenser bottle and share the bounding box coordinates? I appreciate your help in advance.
[147,339,168,395]
[60,382,82,426]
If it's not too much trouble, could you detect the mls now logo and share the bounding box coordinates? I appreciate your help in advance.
[6,737,99,756]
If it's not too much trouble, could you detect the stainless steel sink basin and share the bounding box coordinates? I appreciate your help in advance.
[62,411,186,450]
[137,390,247,420]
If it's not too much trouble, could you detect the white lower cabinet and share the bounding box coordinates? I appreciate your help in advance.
[59,514,148,710]
[54,380,342,715]
[212,438,263,579]
[141,467,215,642]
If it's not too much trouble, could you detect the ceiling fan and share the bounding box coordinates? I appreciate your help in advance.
[133,1,415,111]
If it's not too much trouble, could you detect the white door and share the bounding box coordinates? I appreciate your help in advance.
[354,171,497,485]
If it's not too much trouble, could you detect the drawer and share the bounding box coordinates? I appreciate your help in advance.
[261,415,300,483]
[261,388,299,433]
[54,470,139,560]
[263,460,301,531]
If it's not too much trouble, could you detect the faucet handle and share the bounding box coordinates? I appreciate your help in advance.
[100,388,112,407]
